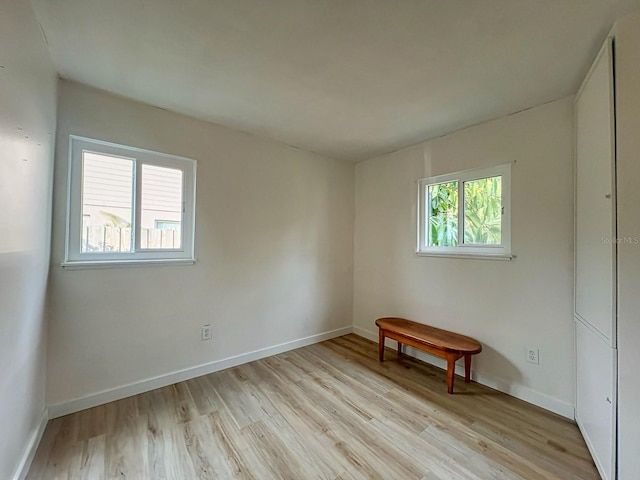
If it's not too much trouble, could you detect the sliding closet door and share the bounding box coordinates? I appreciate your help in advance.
[574,37,616,480]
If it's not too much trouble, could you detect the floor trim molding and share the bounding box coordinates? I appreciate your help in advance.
[12,409,48,480]
[48,324,575,420]
[48,326,353,419]
[352,326,575,420]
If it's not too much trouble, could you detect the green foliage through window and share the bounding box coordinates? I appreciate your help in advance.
[428,182,458,246]
[427,176,502,247]
[463,176,502,244]
[418,164,511,257]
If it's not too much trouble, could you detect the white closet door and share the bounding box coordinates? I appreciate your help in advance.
[576,321,616,480]
[575,38,616,345]
[574,37,617,480]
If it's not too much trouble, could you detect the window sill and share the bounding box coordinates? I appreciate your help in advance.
[61,258,196,270]
[416,252,514,261]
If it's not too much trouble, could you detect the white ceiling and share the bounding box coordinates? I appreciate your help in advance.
[31,0,640,161]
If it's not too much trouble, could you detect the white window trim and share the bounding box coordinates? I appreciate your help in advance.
[417,163,512,260]
[63,135,197,268]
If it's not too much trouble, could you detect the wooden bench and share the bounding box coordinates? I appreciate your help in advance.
[375,317,482,394]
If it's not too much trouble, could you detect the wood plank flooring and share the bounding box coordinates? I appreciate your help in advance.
[27,334,598,479]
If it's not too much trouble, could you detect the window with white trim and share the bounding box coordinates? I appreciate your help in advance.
[417,163,511,258]
[64,136,196,267]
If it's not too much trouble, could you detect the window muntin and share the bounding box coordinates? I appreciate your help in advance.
[65,136,196,266]
[418,164,511,258]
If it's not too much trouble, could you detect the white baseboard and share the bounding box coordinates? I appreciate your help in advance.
[352,326,575,420]
[48,324,575,421]
[12,409,48,480]
[48,326,353,419]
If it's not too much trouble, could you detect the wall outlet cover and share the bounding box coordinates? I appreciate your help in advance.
[201,324,212,341]
[526,346,539,364]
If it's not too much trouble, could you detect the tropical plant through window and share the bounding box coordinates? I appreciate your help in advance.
[428,182,458,246]
[427,176,502,247]
[464,176,502,244]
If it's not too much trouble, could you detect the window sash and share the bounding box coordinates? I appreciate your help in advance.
[65,136,196,265]
[426,180,459,247]
[135,163,184,253]
[417,163,511,257]
[80,150,135,254]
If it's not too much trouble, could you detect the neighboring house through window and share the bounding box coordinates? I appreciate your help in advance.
[64,136,196,267]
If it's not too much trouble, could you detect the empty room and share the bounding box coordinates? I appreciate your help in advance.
[3,0,640,479]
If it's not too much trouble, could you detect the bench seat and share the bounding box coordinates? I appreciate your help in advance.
[375,317,482,394]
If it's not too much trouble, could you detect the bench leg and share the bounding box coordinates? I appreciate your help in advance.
[464,354,472,383]
[378,329,385,362]
[397,341,402,357]
[446,353,456,394]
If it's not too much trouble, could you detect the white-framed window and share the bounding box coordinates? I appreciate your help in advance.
[417,163,511,259]
[63,136,196,267]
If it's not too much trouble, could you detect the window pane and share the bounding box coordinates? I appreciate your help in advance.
[427,181,458,246]
[81,152,133,253]
[463,175,502,245]
[140,164,183,249]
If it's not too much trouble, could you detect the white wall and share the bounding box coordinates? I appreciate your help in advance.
[613,12,640,479]
[353,97,575,416]
[0,0,57,478]
[47,81,354,410]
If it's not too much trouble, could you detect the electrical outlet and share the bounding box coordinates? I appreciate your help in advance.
[201,324,212,341]
[526,346,539,364]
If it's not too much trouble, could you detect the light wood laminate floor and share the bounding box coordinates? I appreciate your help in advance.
[27,334,598,479]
